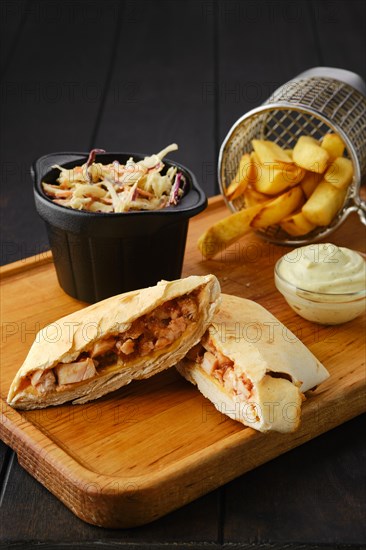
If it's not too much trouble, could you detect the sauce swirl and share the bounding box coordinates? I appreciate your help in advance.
[278,243,366,293]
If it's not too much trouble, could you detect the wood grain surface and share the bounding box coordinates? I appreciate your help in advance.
[0,196,365,528]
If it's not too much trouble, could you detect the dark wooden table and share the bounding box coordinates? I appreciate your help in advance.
[0,1,365,548]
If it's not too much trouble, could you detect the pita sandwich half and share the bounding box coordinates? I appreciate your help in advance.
[177,294,330,433]
[8,274,221,410]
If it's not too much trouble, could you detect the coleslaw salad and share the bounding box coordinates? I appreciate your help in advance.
[42,144,187,213]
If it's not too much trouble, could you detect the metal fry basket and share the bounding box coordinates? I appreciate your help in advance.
[219,67,366,245]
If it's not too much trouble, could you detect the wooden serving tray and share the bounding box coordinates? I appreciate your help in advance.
[1,197,365,528]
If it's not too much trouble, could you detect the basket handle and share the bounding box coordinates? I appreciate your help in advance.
[355,197,366,226]
[346,195,366,226]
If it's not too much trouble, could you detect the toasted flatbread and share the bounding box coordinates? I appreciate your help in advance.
[8,275,221,409]
[177,294,329,433]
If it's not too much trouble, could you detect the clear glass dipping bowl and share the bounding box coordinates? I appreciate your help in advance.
[274,256,366,325]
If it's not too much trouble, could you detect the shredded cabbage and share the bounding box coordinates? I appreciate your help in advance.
[42,144,186,213]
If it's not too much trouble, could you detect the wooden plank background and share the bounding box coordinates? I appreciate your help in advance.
[0,0,365,547]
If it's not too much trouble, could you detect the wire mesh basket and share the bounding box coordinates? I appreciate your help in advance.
[219,67,366,245]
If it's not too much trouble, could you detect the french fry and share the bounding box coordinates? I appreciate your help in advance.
[324,157,353,189]
[293,136,329,173]
[284,149,293,159]
[251,186,304,229]
[300,171,322,198]
[250,151,261,164]
[280,211,316,236]
[302,180,347,226]
[252,139,293,164]
[225,153,256,200]
[243,185,270,207]
[198,202,268,259]
[321,133,345,161]
[254,163,305,195]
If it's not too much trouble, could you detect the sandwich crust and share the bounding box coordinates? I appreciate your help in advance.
[177,294,329,433]
[8,275,221,409]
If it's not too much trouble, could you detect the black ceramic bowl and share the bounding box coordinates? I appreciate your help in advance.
[33,152,207,303]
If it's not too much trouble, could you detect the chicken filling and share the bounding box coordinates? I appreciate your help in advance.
[26,293,199,395]
[185,334,254,401]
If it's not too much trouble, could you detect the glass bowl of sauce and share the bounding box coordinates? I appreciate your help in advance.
[274,243,366,324]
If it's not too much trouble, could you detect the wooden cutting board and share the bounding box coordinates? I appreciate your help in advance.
[1,196,365,528]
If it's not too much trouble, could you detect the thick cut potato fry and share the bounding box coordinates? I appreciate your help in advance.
[302,180,347,226]
[300,171,322,198]
[250,151,260,164]
[324,157,353,189]
[280,211,316,236]
[226,154,256,200]
[293,136,329,173]
[251,186,304,229]
[244,185,270,207]
[284,149,293,159]
[198,202,267,259]
[321,133,345,161]
[254,163,305,195]
[252,139,293,164]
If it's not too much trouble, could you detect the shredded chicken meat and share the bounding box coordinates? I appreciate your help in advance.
[27,293,198,395]
[187,334,254,400]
